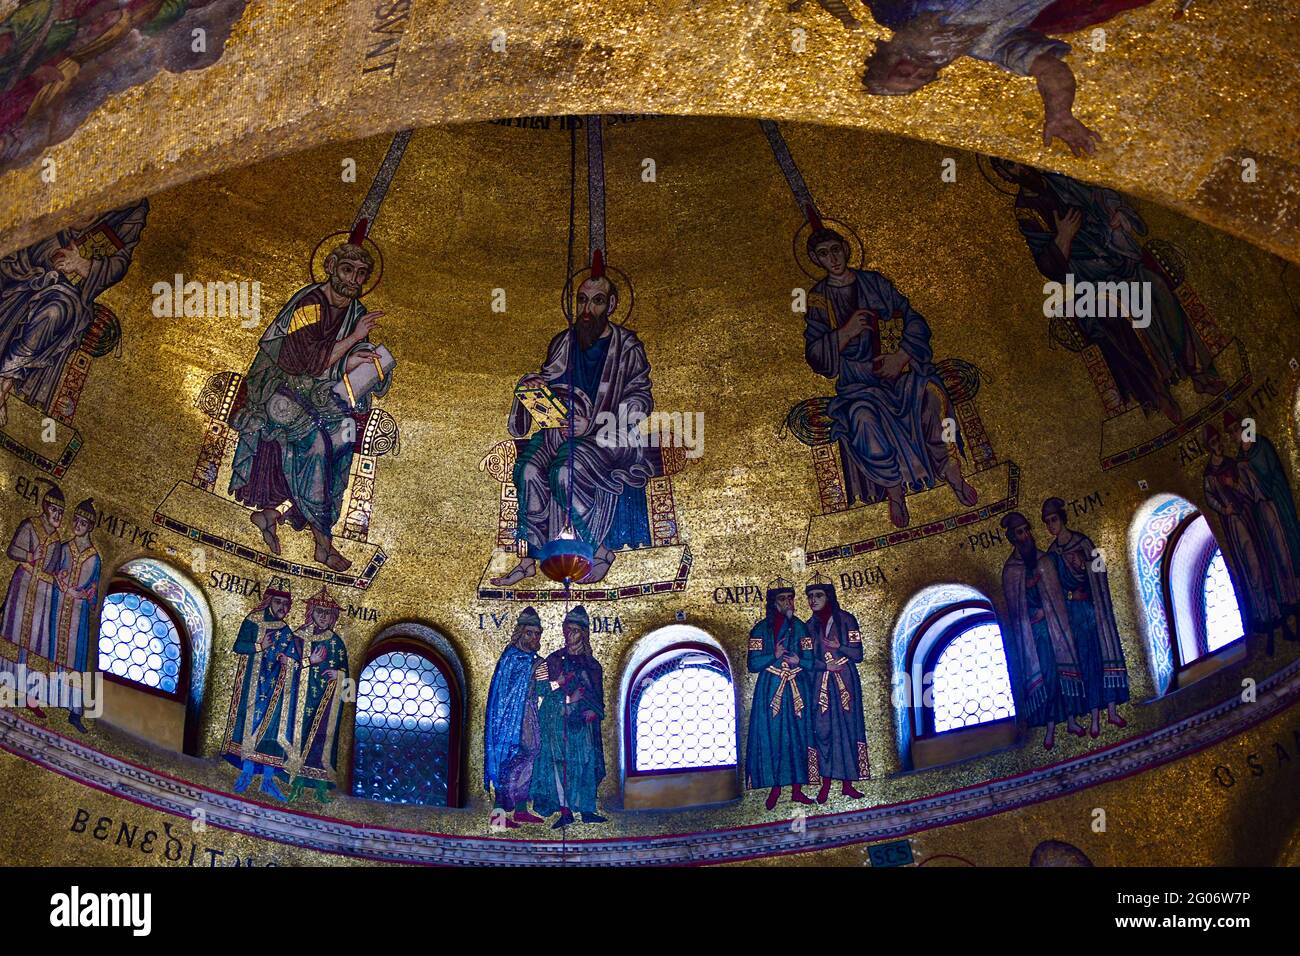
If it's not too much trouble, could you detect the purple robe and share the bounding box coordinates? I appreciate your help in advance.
[509,323,654,552]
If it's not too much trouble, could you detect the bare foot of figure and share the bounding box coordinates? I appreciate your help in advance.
[1042,726,1056,751]
[311,530,352,572]
[251,508,282,555]
[579,547,615,584]
[886,486,909,529]
[944,460,979,508]
[491,557,537,587]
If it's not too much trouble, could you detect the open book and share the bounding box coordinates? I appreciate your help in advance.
[515,381,569,429]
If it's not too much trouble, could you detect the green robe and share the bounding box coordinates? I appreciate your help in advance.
[529,649,605,815]
[745,614,814,788]
[249,626,349,787]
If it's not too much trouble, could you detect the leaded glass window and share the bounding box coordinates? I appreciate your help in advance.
[353,649,454,807]
[1202,549,1245,652]
[98,589,183,695]
[632,651,737,772]
[931,621,1015,734]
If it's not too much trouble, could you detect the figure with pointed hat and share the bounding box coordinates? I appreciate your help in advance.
[0,478,66,715]
[228,219,393,572]
[48,497,100,731]
[803,572,868,801]
[220,578,296,799]
[802,208,977,530]
[529,604,608,827]
[1040,497,1129,738]
[492,248,655,589]
[1000,511,1085,750]
[746,577,817,810]
[483,605,547,826]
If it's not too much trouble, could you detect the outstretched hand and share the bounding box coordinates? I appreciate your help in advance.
[1043,114,1102,158]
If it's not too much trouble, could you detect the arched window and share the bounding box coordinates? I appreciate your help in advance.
[620,625,739,810]
[893,585,1017,771]
[1132,495,1247,693]
[351,625,465,808]
[99,587,185,696]
[99,559,211,756]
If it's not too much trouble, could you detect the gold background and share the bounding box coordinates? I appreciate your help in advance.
[1,116,1298,864]
[1,1,1298,263]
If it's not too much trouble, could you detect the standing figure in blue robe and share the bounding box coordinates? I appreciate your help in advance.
[803,218,976,529]
[220,581,295,801]
[804,573,868,802]
[529,605,607,828]
[746,579,817,810]
[1001,512,1085,750]
[1042,498,1129,739]
[1227,416,1300,640]
[48,497,99,732]
[484,605,547,826]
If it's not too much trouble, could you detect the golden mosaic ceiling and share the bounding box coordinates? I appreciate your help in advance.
[1,0,1298,261]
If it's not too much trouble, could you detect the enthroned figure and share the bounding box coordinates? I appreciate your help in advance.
[803,217,976,528]
[0,200,148,425]
[492,251,654,587]
[228,223,391,571]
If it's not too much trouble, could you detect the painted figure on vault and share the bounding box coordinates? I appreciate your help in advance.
[1202,414,1300,650]
[48,495,99,732]
[803,215,976,529]
[991,159,1223,424]
[484,605,547,827]
[0,478,65,714]
[746,578,816,810]
[1041,498,1129,738]
[0,200,147,425]
[228,221,393,572]
[1000,511,1084,750]
[220,580,295,801]
[529,605,608,827]
[861,1,1163,156]
[492,251,654,587]
[803,573,868,801]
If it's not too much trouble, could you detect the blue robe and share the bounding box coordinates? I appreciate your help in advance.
[0,202,148,412]
[745,614,814,788]
[805,268,958,505]
[221,609,295,770]
[484,643,541,804]
[1240,437,1300,581]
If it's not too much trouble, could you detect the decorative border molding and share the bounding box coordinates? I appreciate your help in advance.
[1,655,1297,866]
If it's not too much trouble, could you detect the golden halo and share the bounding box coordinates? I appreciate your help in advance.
[561,263,635,327]
[308,231,385,297]
[793,217,865,280]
